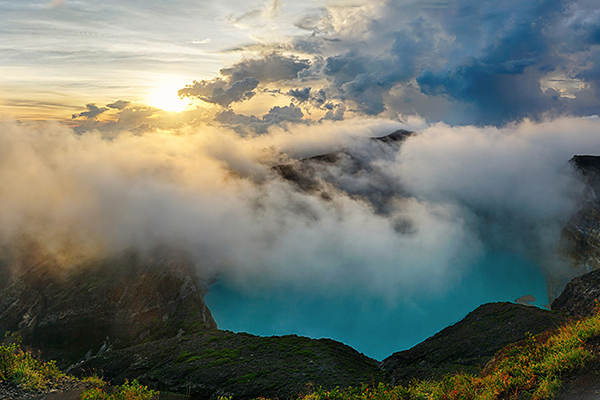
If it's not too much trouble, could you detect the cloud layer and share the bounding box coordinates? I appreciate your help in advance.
[1,115,599,356]
[1,116,598,292]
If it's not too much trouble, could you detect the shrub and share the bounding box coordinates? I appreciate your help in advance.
[79,379,158,400]
[80,387,109,400]
[112,379,158,400]
[0,342,61,390]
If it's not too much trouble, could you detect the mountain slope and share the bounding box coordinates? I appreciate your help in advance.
[74,330,382,399]
[381,302,566,385]
[0,249,216,366]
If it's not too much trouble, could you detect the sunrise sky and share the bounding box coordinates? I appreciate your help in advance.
[2,0,600,359]
[3,0,599,126]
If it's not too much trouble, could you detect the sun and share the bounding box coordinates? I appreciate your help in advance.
[147,84,193,113]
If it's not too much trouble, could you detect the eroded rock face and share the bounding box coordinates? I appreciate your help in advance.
[561,156,600,278]
[0,250,216,365]
[552,268,600,317]
[273,130,412,214]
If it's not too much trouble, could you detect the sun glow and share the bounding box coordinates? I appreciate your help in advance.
[148,84,193,112]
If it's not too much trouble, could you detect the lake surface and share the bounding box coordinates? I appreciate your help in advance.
[205,252,549,360]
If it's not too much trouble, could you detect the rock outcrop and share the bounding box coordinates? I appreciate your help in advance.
[273,129,411,214]
[561,156,600,277]
[552,268,600,317]
[0,249,216,366]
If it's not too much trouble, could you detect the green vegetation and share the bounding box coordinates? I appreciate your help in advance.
[0,341,157,399]
[0,342,61,390]
[79,379,158,400]
[176,347,241,365]
[298,310,600,400]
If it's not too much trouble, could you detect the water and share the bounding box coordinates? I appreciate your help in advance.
[205,252,549,360]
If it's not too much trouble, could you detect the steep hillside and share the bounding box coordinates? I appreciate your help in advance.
[381,302,566,385]
[273,129,411,213]
[0,249,216,366]
[560,155,600,282]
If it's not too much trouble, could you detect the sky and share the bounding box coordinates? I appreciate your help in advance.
[1,0,600,359]
[3,0,600,124]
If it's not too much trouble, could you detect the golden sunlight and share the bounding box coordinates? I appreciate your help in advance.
[147,84,193,112]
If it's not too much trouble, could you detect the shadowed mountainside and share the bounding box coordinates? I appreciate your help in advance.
[381,302,567,385]
[560,155,600,285]
[0,248,216,366]
[75,330,382,400]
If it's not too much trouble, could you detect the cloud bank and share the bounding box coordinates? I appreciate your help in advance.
[2,114,599,356]
[175,0,600,126]
[0,116,597,295]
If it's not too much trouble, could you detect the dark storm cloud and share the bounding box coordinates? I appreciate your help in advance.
[72,103,108,120]
[178,77,258,107]
[174,0,599,124]
[321,15,436,115]
[409,0,570,123]
[270,0,600,124]
[220,53,310,83]
[179,54,310,108]
[288,87,312,103]
[207,77,260,107]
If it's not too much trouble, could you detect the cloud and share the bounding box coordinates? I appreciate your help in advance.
[216,103,306,135]
[288,87,311,103]
[218,0,600,124]
[71,104,109,120]
[322,103,345,121]
[107,100,131,110]
[2,115,599,357]
[179,54,310,108]
[2,115,599,295]
[221,53,310,83]
[49,0,65,8]
[205,77,260,107]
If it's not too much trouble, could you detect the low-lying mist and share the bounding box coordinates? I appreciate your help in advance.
[0,115,598,359]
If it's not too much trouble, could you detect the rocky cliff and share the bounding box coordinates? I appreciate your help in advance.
[560,155,600,278]
[0,248,216,366]
[552,267,600,318]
